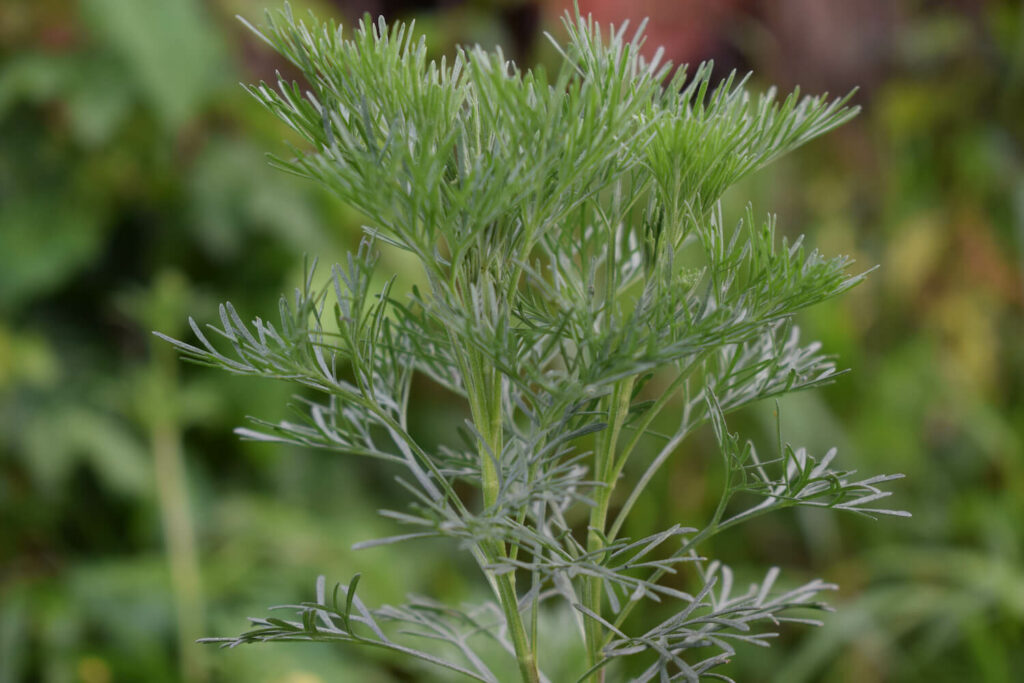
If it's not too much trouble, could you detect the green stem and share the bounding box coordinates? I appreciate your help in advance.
[613,356,703,483]
[151,340,206,683]
[495,567,541,683]
[606,356,707,543]
[465,347,540,683]
[465,347,502,508]
[583,376,635,682]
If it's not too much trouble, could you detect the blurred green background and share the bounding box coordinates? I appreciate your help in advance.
[1,0,1022,681]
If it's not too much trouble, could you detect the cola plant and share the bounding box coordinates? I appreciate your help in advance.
[159,4,908,681]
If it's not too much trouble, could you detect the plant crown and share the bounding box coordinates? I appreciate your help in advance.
[159,4,907,681]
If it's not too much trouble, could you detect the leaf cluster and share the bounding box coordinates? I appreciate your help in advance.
[159,4,907,681]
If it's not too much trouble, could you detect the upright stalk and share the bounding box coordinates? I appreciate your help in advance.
[584,376,635,682]
[466,348,541,683]
[150,336,206,683]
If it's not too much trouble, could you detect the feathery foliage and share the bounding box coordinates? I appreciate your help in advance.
[158,4,907,680]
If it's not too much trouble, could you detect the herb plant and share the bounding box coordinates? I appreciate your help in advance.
[159,4,908,681]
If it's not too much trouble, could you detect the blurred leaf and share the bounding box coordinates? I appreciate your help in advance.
[23,406,152,498]
[884,212,946,300]
[0,325,59,390]
[69,559,176,652]
[873,547,1024,619]
[776,547,1024,683]
[0,52,73,116]
[0,195,107,311]
[894,15,973,66]
[117,270,193,340]
[0,50,136,147]
[79,0,228,129]
[64,54,135,147]
[0,590,27,683]
[187,138,326,257]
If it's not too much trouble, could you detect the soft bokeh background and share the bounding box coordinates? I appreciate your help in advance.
[2,0,1022,681]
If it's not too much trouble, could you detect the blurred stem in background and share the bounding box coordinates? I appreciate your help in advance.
[134,272,207,683]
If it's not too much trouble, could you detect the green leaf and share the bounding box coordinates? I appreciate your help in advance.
[80,0,228,129]
[0,196,107,312]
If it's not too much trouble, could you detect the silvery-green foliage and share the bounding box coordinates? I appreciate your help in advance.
[158,4,907,681]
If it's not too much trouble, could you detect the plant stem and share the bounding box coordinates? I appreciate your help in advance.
[151,338,206,683]
[495,567,541,683]
[606,356,707,543]
[466,347,541,683]
[583,376,635,682]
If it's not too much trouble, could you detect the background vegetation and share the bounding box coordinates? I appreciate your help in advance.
[1,0,1021,681]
